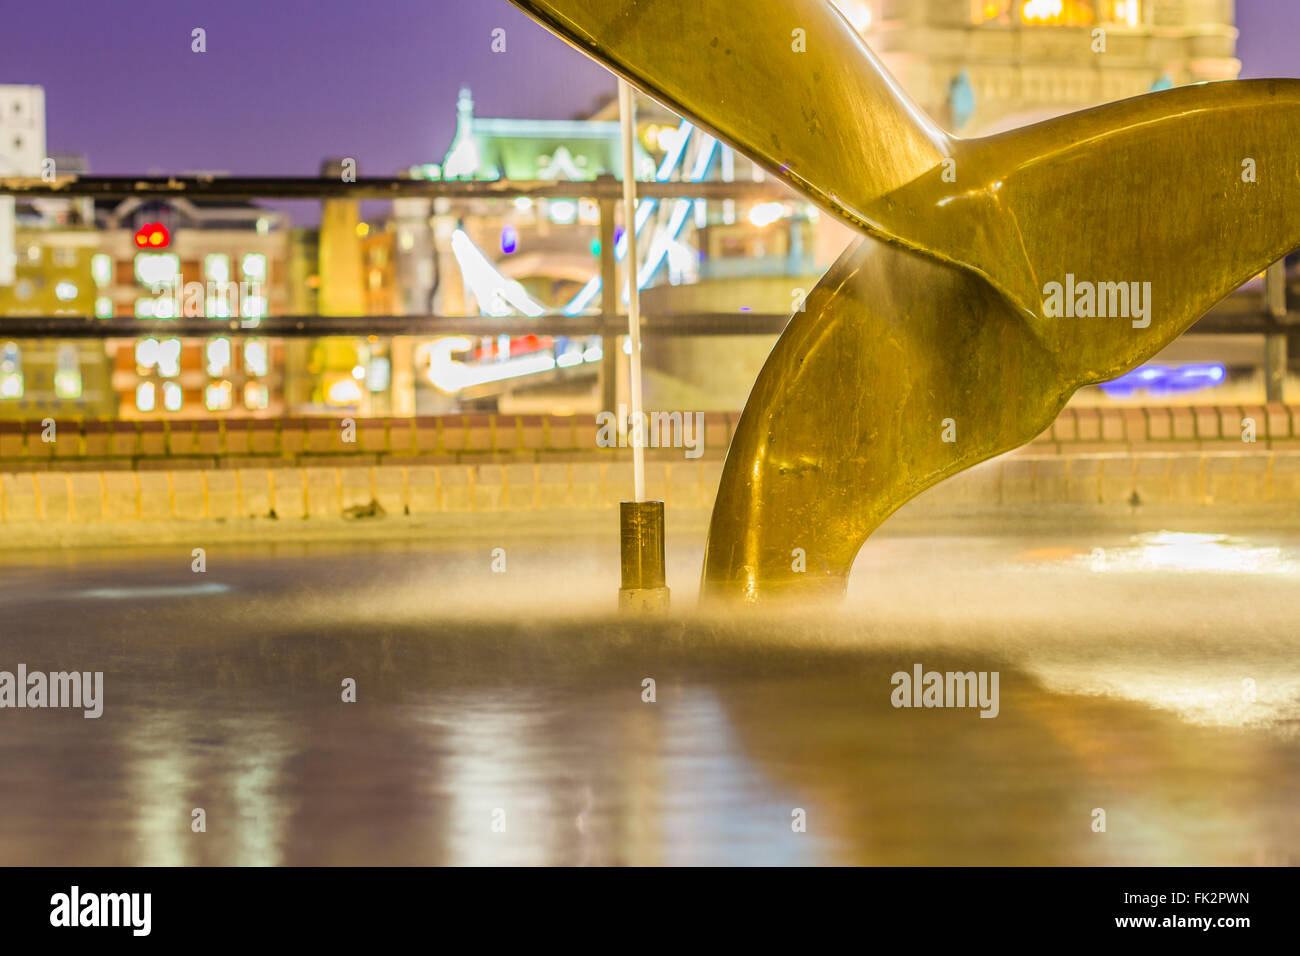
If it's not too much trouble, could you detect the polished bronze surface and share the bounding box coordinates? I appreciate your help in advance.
[508,0,1300,602]
[619,500,670,611]
[620,500,667,590]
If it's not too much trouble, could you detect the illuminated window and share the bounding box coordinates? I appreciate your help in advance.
[135,337,182,378]
[54,344,81,399]
[241,253,267,281]
[206,283,232,318]
[1107,0,1140,25]
[243,381,269,410]
[206,337,231,376]
[135,381,155,412]
[240,293,267,319]
[204,380,233,411]
[244,339,269,377]
[204,253,230,283]
[54,281,78,301]
[326,378,362,406]
[1020,0,1095,24]
[157,339,182,378]
[162,381,182,412]
[0,342,22,399]
[95,296,114,318]
[134,252,179,287]
[135,338,159,374]
[546,200,577,225]
[135,294,175,319]
[749,202,787,227]
[974,0,1102,23]
[367,357,391,392]
[91,254,113,287]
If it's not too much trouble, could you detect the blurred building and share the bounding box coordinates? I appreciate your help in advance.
[395,87,655,319]
[3,4,1252,422]
[0,84,46,287]
[389,86,653,413]
[387,87,833,414]
[93,195,290,418]
[0,225,106,420]
[840,0,1239,135]
[828,0,1280,403]
[284,158,411,418]
[0,88,113,418]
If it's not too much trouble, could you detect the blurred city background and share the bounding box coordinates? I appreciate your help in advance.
[0,0,1295,436]
[3,0,1300,869]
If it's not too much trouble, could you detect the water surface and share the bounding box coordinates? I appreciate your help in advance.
[0,517,1297,865]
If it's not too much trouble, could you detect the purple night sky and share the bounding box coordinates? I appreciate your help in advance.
[3,0,1298,179]
[2,0,614,177]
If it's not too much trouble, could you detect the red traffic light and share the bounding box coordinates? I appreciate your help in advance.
[134,223,170,248]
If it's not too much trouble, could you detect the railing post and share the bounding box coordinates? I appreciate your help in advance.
[597,180,619,414]
[1265,259,1288,402]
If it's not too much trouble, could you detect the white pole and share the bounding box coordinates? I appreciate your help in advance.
[618,79,646,502]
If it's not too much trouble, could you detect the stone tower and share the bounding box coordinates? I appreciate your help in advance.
[317,157,366,317]
[835,0,1239,135]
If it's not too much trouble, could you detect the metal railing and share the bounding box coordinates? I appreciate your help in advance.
[1,174,1295,404]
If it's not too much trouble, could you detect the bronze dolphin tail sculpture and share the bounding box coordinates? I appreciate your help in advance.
[507,0,1300,602]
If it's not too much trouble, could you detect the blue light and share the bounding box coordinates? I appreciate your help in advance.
[1099,363,1227,396]
[500,225,518,255]
[1168,363,1226,387]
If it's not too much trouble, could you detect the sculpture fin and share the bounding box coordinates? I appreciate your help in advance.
[506,1,1300,603]
[699,233,1062,602]
[903,80,1300,351]
[504,0,954,234]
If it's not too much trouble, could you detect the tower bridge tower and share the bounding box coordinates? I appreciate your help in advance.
[835,0,1238,135]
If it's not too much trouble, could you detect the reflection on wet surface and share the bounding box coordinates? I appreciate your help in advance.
[0,517,1297,865]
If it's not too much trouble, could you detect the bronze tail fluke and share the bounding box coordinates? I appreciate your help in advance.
[504,0,955,240]
[507,0,1300,603]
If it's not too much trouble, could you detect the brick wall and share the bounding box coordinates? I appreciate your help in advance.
[0,405,1296,473]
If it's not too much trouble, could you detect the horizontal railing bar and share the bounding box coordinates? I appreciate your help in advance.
[0,175,795,201]
[0,312,794,338]
[2,309,1296,338]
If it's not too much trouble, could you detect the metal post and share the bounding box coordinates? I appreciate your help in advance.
[616,81,668,613]
[619,500,668,612]
[597,186,619,414]
[1266,259,1287,318]
[1265,334,1288,403]
[1266,259,1288,402]
[619,80,647,503]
